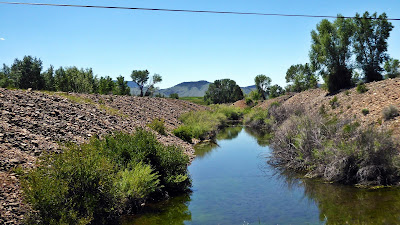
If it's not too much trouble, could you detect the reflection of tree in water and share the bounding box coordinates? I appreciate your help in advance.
[276,169,400,224]
[194,126,242,159]
[216,126,242,140]
[122,194,192,225]
[244,127,272,147]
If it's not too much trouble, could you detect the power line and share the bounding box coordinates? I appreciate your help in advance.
[1,1,399,21]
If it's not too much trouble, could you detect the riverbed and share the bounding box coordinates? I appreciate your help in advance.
[122,127,400,224]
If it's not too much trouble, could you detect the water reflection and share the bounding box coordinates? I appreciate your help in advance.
[275,169,400,224]
[121,194,192,225]
[243,127,272,147]
[123,127,400,225]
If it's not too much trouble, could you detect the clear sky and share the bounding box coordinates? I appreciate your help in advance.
[1,0,399,88]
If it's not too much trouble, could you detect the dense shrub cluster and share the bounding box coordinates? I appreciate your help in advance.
[269,111,400,186]
[22,129,190,225]
[147,118,167,135]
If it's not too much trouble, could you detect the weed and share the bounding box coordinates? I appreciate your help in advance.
[356,83,368,93]
[329,96,339,109]
[147,118,167,135]
[382,105,399,121]
[362,109,370,115]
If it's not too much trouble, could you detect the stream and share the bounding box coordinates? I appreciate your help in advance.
[122,126,400,224]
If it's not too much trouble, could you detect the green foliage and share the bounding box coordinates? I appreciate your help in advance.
[169,93,179,99]
[11,55,44,90]
[244,108,271,130]
[245,97,253,105]
[147,118,167,135]
[356,83,368,93]
[254,74,271,100]
[285,63,318,92]
[269,84,285,98]
[114,75,130,95]
[204,79,244,104]
[382,105,399,121]
[0,64,13,88]
[384,58,400,78]
[22,130,190,224]
[173,126,193,143]
[22,142,117,225]
[248,90,262,101]
[117,162,161,200]
[310,16,354,93]
[98,76,115,94]
[362,108,370,115]
[179,97,207,105]
[329,96,339,109]
[131,70,162,97]
[353,12,394,82]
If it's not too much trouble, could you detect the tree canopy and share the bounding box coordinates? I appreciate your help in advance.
[353,12,393,82]
[254,74,271,100]
[131,70,162,97]
[285,63,318,92]
[204,79,243,104]
[269,84,285,98]
[11,56,44,90]
[310,16,354,93]
[384,58,400,79]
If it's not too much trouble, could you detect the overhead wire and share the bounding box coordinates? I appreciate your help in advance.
[0,1,399,21]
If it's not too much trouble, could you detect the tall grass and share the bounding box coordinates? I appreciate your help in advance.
[173,105,243,142]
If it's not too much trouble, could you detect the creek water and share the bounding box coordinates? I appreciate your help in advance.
[122,127,400,224]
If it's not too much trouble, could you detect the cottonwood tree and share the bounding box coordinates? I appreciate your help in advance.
[285,63,318,92]
[114,75,130,95]
[254,74,271,100]
[353,12,394,82]
[384,58,400,78]
[204,79,243,104]
[131,70,162,97]
[310,16,354,93]
[269,84,285,98]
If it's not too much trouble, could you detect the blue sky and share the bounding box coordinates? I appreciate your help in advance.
[1,0,399,88]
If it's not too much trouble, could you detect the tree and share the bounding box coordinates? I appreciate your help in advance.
[353,12,394,82]
[204,79,243,104]
[384,58,400,79]
[144,74,162,96]
[285,63,318,92]
[43,65,55,91]
[269,84,285,98]
[98,76,115,95]
[254,74,271,100]
[114,75,130,95]
[11,56,44,90]
[0,64,12,88]
[131,70,162,97]
[310,16,354,93]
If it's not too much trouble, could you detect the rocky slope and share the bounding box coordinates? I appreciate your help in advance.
[256,78,400,139]
[0,88,207,224]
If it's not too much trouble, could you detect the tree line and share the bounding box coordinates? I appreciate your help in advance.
[0,56,131,95]
[204,11,399,104]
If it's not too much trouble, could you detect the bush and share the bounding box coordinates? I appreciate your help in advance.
[173,126,193,143]
[22,130,191,224]
[22,143,118,225]
[169,93,179,99]
[382,105,399,120]
[245,98,253,105]
[269,113,400,186]
[117,162,161,200]
[362,108,369,115]
[356,83,368,93]
[329,96,339,109]
[147,118,167,135]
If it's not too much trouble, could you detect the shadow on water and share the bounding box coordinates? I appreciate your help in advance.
[123,127,400,225]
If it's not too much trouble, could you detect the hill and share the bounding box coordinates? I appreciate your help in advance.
[128,80,257,97]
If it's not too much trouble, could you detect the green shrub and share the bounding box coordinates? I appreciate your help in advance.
[22,130,191,224]
[382,105,399,121]
[22,143,118,225]
[169,93,179,99]
[147,118,167,135]
[173,126,193,143]
[362,108,370,115]
[329,96,339,109]
[245,98,253,105]
[356,83,368,93]
[117,162,161,200]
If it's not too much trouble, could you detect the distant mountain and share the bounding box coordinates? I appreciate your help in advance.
[127,80,257,97]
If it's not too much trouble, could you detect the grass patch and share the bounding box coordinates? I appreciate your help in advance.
[22,129,190,225]
[173,105,243,142]
[356,83,368,93]
[180,96,208,105]
[147,118,167,135]
[362,108,370,115]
